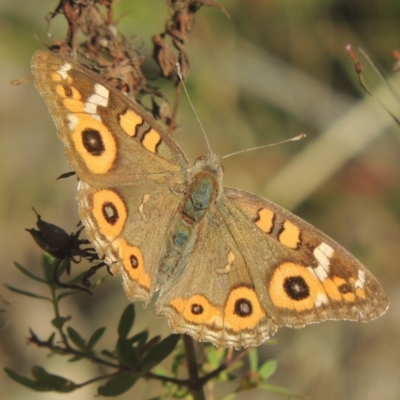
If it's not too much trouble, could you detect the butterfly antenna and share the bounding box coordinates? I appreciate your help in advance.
[176,63,211,152]
[221,134,306,160]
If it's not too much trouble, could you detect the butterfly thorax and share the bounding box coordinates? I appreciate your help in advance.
[157,152,223,285]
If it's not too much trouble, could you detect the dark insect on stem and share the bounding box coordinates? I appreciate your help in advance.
[26,208,107,294]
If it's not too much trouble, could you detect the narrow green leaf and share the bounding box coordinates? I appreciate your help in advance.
[142,335,161,355]
[171,349,185,377]
[47,332,56,345]
[116,338,139,367]
[68,355,84,362]
[31,366,77,392]
[258,359,278,380]
[129,331,148,359]
[130,330,149,346]
[140,334,180,374]
[260,383,303,397]
[4,367,50,391]
[101,349,117,359]
[4,284,51,302]
[225,360,243,374]
[86,327,106,350]
[55,258,69,277]
[12,262,47,283]
[97,371,139,396]
[153,365,168,377]
[67,327,86,350]
[248,348,258,372]
[118,304,135,339]
[42,254,58,283]
[235,370,260,392]
[205,346,227,369]
[4,366,76,392]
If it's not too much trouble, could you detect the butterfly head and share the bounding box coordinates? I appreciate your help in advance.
[189,152,224,201]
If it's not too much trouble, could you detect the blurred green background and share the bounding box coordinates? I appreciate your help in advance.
[1,0,400,399]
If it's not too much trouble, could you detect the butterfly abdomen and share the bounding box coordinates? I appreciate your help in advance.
[158,159,222,284]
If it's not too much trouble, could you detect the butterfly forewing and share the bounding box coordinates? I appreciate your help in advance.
[31,51,189,187]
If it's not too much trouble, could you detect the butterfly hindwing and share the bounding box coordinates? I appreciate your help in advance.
[223,188,389,325]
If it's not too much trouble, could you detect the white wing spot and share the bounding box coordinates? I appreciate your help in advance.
[67,114,78,130]
[94,83,109,103]
[84,84,109,119]
[315,292,328,307]
[139,194,151,221]
[354,270,366,288]
[312,242,334,281]
[224,251,235,273]
[58,63,72,80]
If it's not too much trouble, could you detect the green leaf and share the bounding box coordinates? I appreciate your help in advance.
[118,304,135,339]
[98,371,139,396]
[42,254,58,283]
[171,348,185,377]
[31,366,76,392]
[54,258,69,278]
[248,348,258,372]
[259,383,303,397]
[205,346,227,369]
[129,331,148,360]
[153,365,168,377]
[4,284,51,302]
[258,359,277,380]
[142,335,161,355]
[116,338,139,367]
[86,327,106,350]
[51,315,71,330]
[101,349,117,359]
[4,368,50,391]
[68,355,84,362]
[140,334,180,374]
[235,370,260,392]
[4,366,77,392]
[12,261,47,283]
[130,330,148,347]
[67,327,86,350]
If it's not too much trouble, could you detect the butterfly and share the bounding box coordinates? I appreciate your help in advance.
[31,50,388,349]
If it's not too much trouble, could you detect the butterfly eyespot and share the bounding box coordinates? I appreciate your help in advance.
[234,298,253,317]
[283,276,310,300]
[62,85,73,97]
[82,128,105,156]
[118,240,151,290]
[130,254,139,269]
[102,202,119,225]
[92,190,127,238]
[338,282,352,294]
[191,304,204,315]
